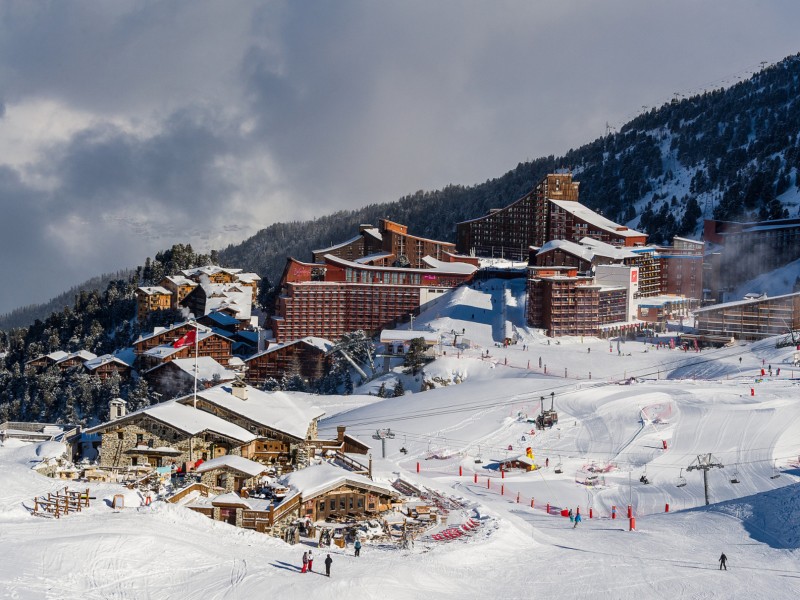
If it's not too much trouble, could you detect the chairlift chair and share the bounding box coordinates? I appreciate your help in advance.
[474,445,483,464]
[554,456,563,474]
[676,468,687,488]
[730,465,740,484]
[400,436,408,455]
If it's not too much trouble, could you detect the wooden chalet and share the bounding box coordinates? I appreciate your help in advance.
[25,351,69,371]
[134,322,212,355]
[83,354,132,381]
[501,454,537,472]
[159,275,198,310]
[244,336,334,386]
[137,330,234,371]
[194,455,268,495]
[145,356,236,399]
[175,381,325,471]
[82,400,257,470]
[135,286,172,322]
[275,462,397,527]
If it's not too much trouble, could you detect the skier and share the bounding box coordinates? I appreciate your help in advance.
[568,509,574,523]
[573,511,582,528]
[719,552,727,570]
[301,551,308,574]
[354,538,362,557]
[325,554,333,577]
[545,457,549,468]
[307,549,314,572]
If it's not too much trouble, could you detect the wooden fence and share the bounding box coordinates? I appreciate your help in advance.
[32,487,90,519]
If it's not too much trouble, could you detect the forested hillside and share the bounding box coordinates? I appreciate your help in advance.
[221,52,800,279]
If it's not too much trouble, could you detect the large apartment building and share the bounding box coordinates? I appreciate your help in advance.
[271,253,476,342]
[456,173,647,260]
[312,219,457,268]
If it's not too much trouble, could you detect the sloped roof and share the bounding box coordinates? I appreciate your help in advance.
[84,354,131,371]
[137,286,172,296]
[550,199,645,238]
[177,383,325,441]
[84,400,256,444]
[280,462,395,500]
[195,455,267,477]
[146,356,236,381]
[245,336,334,361]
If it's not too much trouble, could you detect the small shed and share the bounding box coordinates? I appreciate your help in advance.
[211,492,252,526]
[195,455,268,494]
[502,454,537,472]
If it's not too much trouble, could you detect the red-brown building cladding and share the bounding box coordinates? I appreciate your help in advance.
[457,173,646,260]
[272,255,475,342]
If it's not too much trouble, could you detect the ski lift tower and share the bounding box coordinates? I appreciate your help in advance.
[686,453,724,505]
[372,428,396,459]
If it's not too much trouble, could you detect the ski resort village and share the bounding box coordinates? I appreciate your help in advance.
[3,167,800,599]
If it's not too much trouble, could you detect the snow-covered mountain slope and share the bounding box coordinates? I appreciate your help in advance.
[3,279,800,599]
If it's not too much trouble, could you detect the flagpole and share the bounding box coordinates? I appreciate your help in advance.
[193,320,199,409]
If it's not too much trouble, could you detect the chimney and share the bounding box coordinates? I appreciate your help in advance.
[337,426,346,443]
[231,377,248,400]
[109,398,127,420]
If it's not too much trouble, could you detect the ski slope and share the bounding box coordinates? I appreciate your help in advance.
[1,279,799,598]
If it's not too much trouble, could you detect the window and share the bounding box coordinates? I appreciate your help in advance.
[136,434,143,445]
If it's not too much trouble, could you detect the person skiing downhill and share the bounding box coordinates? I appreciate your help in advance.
[573,511,582,528]
[719,552,727,570]
[568,509,574,523]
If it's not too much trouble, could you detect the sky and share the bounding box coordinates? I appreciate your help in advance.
[1,0,799,314]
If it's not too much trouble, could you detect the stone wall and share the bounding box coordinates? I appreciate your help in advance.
[98,417,240,469]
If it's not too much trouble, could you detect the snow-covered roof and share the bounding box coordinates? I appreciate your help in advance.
[578,237,639,260]
[195,455,267,477]
[246,336,334,361]
[420,256,477,274]
[537,239,594,262]
[549,199,646,239]
[84,354,130,371]
[362,227,382,241]
[163,275,197,287]
[57,350,97,364]
[235,272,261,283]
[313,234,363,255]
[508,454,535,466]
[354,252,394,264]
[279,462,395,500]
[637,295,692,308]
[146,356,236,381]
[380,330,439,344]
[84,400,257,443]
[322,254,475,277]
[143,330,227,360]
[693,291,800,314]
[181,266,242,278]
[200,283,252,320]
[178,383,325,441]
[211,492,251,508]
[137,286,172,296]
[136,322,212,344]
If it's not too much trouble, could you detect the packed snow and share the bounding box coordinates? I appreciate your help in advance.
[2,279,799,598]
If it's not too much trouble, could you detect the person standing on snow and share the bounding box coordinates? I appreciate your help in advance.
[568,509,574,523]
[719,552,727,570]
[325,554,333,577]
[573,511,582,528]
[301,551,308,573]
[307,549,314,572]
[354,539,362,557]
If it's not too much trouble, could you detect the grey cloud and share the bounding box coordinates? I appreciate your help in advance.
[1,0,800,314]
